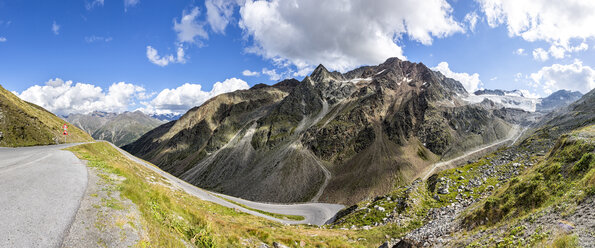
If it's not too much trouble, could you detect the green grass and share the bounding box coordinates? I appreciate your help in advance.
[463,125,595,228]
[551,233,579,248]
[66,142,392,247]
[219,197,305,221]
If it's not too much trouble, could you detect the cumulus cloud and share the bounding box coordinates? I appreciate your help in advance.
[477,0,595,56]
[124,0,139,11]
[0,37,6,42]
[242,69,259,76]
[206,0,238,34]
[174,7,208,44]
[15,79,146,116]
[141,78,249,114]
[530,60,595,95]
[146,46,186,66]
[52,21,60,35]
[464,12,479,32]
[432,62,482,93]
[238,0,463,72]
[532,43,589,61]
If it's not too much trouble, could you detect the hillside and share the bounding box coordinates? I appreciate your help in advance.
[66,111,165,147]
[125,58,515,205]
[332,89,595,247]
[0,85,93,147]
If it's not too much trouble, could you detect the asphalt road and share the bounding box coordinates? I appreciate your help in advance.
[0,144,87,248]
[109,143,345,225]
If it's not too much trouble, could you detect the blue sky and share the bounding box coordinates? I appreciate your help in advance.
[1,0,594,115]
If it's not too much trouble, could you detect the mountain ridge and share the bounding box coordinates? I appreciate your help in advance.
[124,57,517,205]
[65,110,164,147]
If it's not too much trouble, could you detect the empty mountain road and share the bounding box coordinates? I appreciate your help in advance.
[0,144,87,248]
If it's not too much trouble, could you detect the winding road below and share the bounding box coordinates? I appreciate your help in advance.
[108,143,344,225]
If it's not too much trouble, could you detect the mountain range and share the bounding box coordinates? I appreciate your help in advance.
[65,111,165,147]
[124,57,530,205]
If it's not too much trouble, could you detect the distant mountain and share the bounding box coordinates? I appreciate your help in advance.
[474,89,525,97]
[124,57,515,205]
[150,113,182,122]
[538,88,594,135]
[65,111,164,147]
[536,89,583,112]
[0,85,93,146]
[466,89,539,112]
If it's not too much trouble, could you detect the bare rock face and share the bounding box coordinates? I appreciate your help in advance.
[124,57,515,205]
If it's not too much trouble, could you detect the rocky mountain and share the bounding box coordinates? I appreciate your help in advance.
[332,88,595,247]
[65,111,164,147]
[536,89,583,112]
[124,57,516,205]
[150,113,182,122]
[467,88,583,114]
[474,89,525,96]
[465,89,539,112]
[0,85,93,146]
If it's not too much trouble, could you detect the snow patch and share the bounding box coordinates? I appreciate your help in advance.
[462,94,541,112]
[341,77,372,84]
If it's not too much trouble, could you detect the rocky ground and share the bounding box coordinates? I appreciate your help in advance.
[370,143,550,247]
[62,161,146,247]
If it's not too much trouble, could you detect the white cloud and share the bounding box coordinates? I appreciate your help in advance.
[146,46,186,66]
[0,37,6,42]
[238,0,463,72]
[206,0,237,34]
[532,43,589,61]
[464,12,479,32]
[513,48,525,55]
[432,62,482,93]
[518,89,540,99]
[532,48,549,62]
[477,0,595,51]
[85,0,104,10]
[52,21,60,35]
[490,76,498,81]
[261,68,283,81]
[124,0,140,11]
[530,60,595,94]
[15,79,146,116]
[174,7,208,44]
[141,78,250,114]
[85,35,113,43]
[242,69,259,76]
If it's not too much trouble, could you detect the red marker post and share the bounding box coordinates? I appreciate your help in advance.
[62,124,68,143]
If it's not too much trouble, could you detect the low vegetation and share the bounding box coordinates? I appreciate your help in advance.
[464,125,595,227]
[67,142,404,247]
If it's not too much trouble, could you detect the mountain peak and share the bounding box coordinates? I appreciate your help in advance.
[310,64,332,82]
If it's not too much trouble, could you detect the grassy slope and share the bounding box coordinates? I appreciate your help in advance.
[464,124,595,227]
[67,142,401,247]
[333,125,594,247]
[0,85,93,146]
